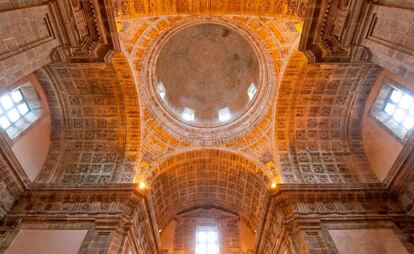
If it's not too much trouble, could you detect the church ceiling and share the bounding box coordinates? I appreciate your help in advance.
[276,52,381,184]
[150,149,269,231]
[34,53,141,185]
[118,15,302,182]
[12,1,386,235]
[31,12,383,188]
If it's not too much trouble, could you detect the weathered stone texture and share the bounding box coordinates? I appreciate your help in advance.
[0,4,59,88]
[0,1,413,253]
[151,149,269,232]
[276,52,381,183]
[33,62,140,185]
[0,153,25,219]
[0,188,159,253]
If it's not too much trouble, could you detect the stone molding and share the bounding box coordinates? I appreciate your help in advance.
[139,16,278,144]
[0,186,160,253]
[49,0,120,63]
[299,0,374,63]
[256,186,412,253]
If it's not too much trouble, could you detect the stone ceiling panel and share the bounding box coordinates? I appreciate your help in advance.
[33,53,141,185]
[276,51,382,184]
[150,149,269,232]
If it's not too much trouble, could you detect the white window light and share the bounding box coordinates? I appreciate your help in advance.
[384,88,414,130]
[157,81,166,100]
[247,82,257,100]
[195,226,219,254]
[181,107,195,122]
[0,95,13,110]
[218,107,231,122]
[11,89,23,103]
[0,88,31,130]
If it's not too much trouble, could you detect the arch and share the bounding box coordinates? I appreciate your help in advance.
[33,52,141,185]
[274,51,381,184]
[149,147,270,179]
[150,149,269,232]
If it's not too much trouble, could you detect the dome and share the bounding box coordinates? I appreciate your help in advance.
[155,23,260,127]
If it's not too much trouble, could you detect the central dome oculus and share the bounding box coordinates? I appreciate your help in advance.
[155,23,260,127]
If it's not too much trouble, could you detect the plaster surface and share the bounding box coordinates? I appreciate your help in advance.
[12,116,50,181]
[5,229,87,254]
[329,228,409,254]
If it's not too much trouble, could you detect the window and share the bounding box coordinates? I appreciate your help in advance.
[371,80,414,140]
[247,82,257,100]
[383,88,414,130]
[181,107,195,122]
[218,107,231,122]
[195,226,219,254]
[157,81,166,100]
[0,89,30,130]
[0,81,42,140]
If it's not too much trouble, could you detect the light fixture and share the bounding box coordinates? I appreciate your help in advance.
[271,182,277,189]
[218,107,231,122]
[139,181,146,189]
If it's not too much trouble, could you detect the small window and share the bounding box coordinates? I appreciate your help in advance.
[383,89,414,130]
[195,226,219,254]
[247,82,257,100]
[218,107,231,122]
[0,89,31,130]
[181,107,195,122]
[0,82,42,140]
[371,81,414,140]
[157,81,166,100]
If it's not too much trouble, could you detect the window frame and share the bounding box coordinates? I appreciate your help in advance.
[0,77,46,145]
[181,107,195,122]
[195,225,220,254]
[218,107,231,122]
[0,88,32,129]
[370,77,414,143]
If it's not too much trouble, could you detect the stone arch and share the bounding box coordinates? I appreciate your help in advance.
[275,51,380,184]
[150,149,269,231]
[33,52,141,185]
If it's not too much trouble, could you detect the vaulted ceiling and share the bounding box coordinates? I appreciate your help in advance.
[20,0,386,241]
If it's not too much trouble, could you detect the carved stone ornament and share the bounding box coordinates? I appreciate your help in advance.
[299,0,374,63]
[50,0,120,63]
